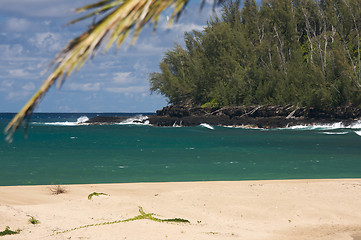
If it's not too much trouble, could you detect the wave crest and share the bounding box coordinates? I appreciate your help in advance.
[33,115,90,126]
[117,115,150,125]
[285,120,361,130]
[200,123,214,130]
[77,116,89,123]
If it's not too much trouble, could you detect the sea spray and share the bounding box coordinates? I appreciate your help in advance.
[77,116,89,123]
[117,115,150,125]
[200,123,214,130]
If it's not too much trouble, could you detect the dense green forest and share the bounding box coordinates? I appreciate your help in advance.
[149,0,361,109]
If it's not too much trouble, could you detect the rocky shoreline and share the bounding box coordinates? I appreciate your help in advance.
[86,105,361,128]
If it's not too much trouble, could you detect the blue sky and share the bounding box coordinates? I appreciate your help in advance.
[0,0,217,113]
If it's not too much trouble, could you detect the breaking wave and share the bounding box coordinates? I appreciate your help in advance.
[319,131,349,135]
[284,120,361,131]
[200,123,214,130]
[33,116,90,126]
[117,115,150,125]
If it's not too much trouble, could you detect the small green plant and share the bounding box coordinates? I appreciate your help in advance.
[88,192,109,200]
[56,206,189,235]
[129,207,190,223]
[28,216,40,225]
[50,184,67,195]
[0,226,20,236]
[161,218,190,223]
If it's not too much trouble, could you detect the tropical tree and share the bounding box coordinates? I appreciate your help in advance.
[149,0,361,108]
[4,0,221,141]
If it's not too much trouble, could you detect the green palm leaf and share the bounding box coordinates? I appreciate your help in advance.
[4,0,220,142]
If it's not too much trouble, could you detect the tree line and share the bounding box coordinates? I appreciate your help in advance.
[149,0,361,109]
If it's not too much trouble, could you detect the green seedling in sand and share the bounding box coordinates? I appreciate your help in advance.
[131,207,190,223]
[56,206,190,235]
[0,226,20,236]
[88,192,109,200]
[28,216,40,225]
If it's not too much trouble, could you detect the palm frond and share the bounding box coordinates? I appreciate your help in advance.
[4,0,222,142]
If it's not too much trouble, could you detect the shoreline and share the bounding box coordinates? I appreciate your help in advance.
[1,177,361,187]
[86,105,361,128]
[1,179,361,239]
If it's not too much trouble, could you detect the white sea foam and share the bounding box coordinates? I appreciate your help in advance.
[320,132,348,135]
[33,115,90,126]
[350,120,361,129]
[224,125,261,129]
[222,120,361,131]
[355,131,361,136]
[172,121,183,127]
[200,123,214,130]
[283,120,361,130]
[286,122,344,130]
[38,121,79,126]
[117,115,150,125]
[77,116,89,123]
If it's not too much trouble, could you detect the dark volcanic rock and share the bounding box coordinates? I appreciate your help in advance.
[87,105,361,128]
[148,105,361,128]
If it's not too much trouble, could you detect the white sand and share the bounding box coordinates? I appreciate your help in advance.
[1,179,361,240]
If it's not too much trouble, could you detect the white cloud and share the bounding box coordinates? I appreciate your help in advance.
[132,40,167,55]
[43,20,51,26]
[204,0,216,5]
[112,72,133,84]
[0,0,88,18]
[0,80,14,91]
[29,32,63,52]
[133,61,150,73]
[104,86,147,94]
[158,9,209,34]
[0,0,210,112]
[6,18,31,32]
[67,82,101,91]
[161,19,205,33]
[57,105,71,112]
[8,69,28,78]
[0,44,24,58]
[98,73,108,78]
[22,82,35,91]
[6,91,32,101]
[175,22,205,32]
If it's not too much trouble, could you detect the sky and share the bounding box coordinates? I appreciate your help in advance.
[0,0,218,113]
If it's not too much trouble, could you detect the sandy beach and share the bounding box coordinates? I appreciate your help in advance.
[1,179,361,240]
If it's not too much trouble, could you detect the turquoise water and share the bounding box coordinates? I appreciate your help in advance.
[1,113,361,186]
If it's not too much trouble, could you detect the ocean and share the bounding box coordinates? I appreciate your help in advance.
[0,113,361,186]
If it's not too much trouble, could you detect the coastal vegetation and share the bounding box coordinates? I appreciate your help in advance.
[150,0,361,109]
[88,192,109,200]
[0,226,20,236]
[50,184,67,195]
[28,216,40,225]
[56,206,190,235]
[5,0,361,140]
